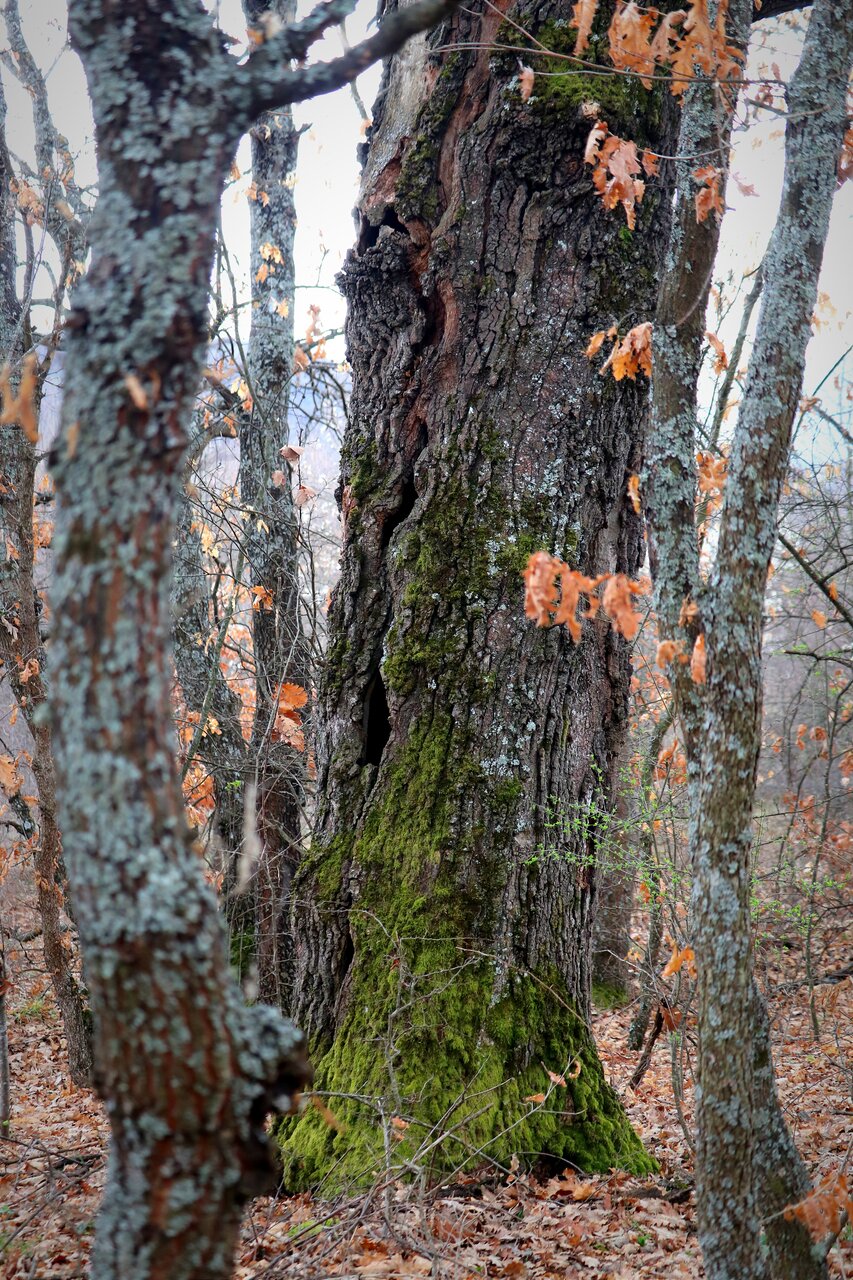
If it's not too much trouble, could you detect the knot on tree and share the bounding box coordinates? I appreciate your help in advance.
[232,1001,312,1200]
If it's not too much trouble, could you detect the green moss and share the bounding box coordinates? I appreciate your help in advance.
[395,54,465,222]
[229,926,255,982]
[591,980,630,1010]
[494,13,664,146]
[279,713,653,1190]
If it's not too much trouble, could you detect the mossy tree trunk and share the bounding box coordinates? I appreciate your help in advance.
[288,0,677,1186]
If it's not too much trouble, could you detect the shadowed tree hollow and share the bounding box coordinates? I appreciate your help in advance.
[286,0,679,1184]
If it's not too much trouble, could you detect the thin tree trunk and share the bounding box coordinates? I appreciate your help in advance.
[646,0,853,1273]
[239,0,307,1011]
[288,0,678,1186]
[0,920,10,1128]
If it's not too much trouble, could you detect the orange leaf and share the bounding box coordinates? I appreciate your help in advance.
[525,1092,547,1104]
[662,943,695,979]
[519,65,535,101]
[251,585,274,612]
[600,322,652,381]
[705,330,728,375]
[694,165,724,223]
[655,639,685,668]
[278,682,308,713]
[570,0,599,53]
[627,472,641,513]
[585,330,608,359]
[0,754,22,797]
[811,609,827,629]
[0,352,39,444]
[601,573,644,640]
[690,633,706,684]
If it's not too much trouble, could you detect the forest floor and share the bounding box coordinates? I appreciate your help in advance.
[1,883,851,1279]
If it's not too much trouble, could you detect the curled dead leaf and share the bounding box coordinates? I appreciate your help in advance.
[519,65,535,101]
[690,633,706,684]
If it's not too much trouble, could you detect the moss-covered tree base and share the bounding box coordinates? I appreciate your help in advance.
[281,946,652,1191]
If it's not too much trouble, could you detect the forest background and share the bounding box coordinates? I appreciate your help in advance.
[0,0,851,1278]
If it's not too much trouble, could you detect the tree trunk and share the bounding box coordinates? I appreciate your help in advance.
[288,0,677,1186]
[49,6,317,1276]
[645,0,853,1272]
[48,0,458,1268]
[239,0,307,1010]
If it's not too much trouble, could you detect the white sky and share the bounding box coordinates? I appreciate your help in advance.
[2,1,851,428]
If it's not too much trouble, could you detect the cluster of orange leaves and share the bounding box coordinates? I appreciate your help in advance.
[523,551,647,642]
[585,321,653,380]
[566,0,745,227]
[784,1173,853,1242]
[571,0,744,94]
[583,125,658,230]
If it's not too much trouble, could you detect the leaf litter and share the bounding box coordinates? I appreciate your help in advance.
[1,881,851,1279]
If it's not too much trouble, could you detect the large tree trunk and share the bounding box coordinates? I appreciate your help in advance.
[288,0,676,1186]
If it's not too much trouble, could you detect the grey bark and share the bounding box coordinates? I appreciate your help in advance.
[238,0,308,1010]
[0,54,93,1089]
[47,0,456,1274]
[645,0,853,1274]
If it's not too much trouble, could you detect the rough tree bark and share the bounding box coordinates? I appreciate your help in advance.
[48,0,457,1275]
[646,0,853,1274]
[287,0,678,1185]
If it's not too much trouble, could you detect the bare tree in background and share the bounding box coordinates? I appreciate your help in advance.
[646,0,853,1273]
[0,2,93,1086]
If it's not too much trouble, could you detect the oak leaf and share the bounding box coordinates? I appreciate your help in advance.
[0,353,39,444]
[694,165,724,222]
[655,639,685,668]
[705,330,728,374]
[600,322,652,381]
[519,65,535,101]
[0,754,22,797]
[662,942,695,979]
[570,0,599,53]
[601,573,645,640]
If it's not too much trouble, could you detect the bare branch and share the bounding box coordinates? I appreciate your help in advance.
[235,0,459,123]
